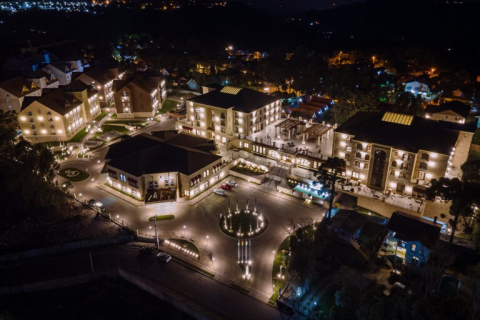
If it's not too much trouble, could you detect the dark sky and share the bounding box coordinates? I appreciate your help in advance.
[230,0,365,15]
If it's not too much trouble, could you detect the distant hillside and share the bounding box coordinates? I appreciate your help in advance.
[293,0,480,70]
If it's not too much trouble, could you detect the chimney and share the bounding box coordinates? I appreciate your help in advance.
[433,216,438,224]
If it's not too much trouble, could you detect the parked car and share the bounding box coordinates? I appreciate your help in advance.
[221,184,232,191]
[227,180,238,187]
[88,199,106,213]
[213,188,226,196]
[157,252,172,263]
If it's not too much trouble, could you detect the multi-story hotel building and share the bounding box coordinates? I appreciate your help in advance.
[103,132,227,201]
[76,67,121,108]
[332,112,475,197]
[0,77,42,113]
[18,84,100,143]
[180,86,281,143]
[113,75,166,119]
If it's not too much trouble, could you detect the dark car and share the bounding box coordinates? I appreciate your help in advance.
[221,184,232,191]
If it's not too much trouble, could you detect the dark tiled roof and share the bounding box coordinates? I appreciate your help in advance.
[0,77,41,98]
[335,112,461,155]
[425,101,471,119]
[188,86,279,113]
[114,75,160,94]
[387,211,441,249]
[82,68,115,84]
[22,87,82,115]
[48,60,73,73]
[331,210,366,235]
[105,133,221,176]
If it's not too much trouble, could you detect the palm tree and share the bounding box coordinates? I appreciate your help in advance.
[315,157,346,220]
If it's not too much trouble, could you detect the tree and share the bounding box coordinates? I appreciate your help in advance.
[315,157,346,220]
[425,178,480,244]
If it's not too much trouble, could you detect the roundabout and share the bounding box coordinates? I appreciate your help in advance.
[219,199,268,239]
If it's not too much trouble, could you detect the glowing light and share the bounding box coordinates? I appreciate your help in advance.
[389,182,396,188]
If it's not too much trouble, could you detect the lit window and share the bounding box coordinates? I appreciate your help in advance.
[411,244,416,252]
[120,174,127,182]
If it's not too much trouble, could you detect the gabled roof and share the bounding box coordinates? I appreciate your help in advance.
[46,60,73,74]
[188,86,279,113]
[387,211,441,249]
[81,68,115,84]
[335,111,461,155]
[105,133,221,177]
[114,75,160,94]
[0,77,41,98]
[22,87,82,115]
[426,101,471,119]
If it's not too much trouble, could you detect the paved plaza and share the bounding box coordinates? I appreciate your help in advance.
[56,125,327,301]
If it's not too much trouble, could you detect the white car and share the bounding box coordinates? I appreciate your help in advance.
[227,180,238,187]
[213,188,226,196]
[157,252,172,263]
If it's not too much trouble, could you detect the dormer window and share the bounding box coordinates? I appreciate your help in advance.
[47,111,52,115]
[27,111,32,116]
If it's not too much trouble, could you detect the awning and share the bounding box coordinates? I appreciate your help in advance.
[413,185,428,193]
[183,126,193,130]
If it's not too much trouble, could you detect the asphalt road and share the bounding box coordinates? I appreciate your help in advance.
[0,245,288,320]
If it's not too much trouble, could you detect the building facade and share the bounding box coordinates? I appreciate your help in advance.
[113,75,166,119]
[0,77,42,113]
[76,67,121,108]
[180,86,281,143]
[18,87,97,143]
[103,133,227,201]
[332,112,475,196]
[42,60,74,85]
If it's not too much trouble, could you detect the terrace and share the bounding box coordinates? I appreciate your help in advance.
[247,118,335,160]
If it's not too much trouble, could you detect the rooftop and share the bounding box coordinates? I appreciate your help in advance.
[387,211,441,248]
[188,86,279,113]
[0,77,41,98]
[335,111,467,155]
[426,101,471,119]
[105,133,221,177]
[22,87,82,115]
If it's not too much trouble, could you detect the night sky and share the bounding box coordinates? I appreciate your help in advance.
[230,0,366,15]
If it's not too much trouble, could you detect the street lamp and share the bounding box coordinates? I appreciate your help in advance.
[206,235,209,246]
[183,225,186,237]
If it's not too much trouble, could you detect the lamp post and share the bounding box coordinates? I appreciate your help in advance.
[206,235,209,247]
[154,219,159,250]
[183,225,186,237]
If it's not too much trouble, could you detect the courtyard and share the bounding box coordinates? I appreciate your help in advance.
[57,154,326,300]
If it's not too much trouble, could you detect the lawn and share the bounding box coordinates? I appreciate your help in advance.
[270,232,292,303]
[95,112,109,122]
[165,239,199,259]
[158,99,178,114]
[69,128,88,143]
[92,125,130,141]
[58,167,90,182]
[149,214,174,221]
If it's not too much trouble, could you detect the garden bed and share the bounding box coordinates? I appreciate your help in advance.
[149,214,174,221]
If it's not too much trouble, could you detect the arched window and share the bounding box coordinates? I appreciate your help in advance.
[419,162,427,170]
[220,113,226,119]
[422,153,429,161]
[391,161,397,168]
[365,154,370,161]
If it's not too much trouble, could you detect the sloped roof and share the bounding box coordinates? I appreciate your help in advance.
[188,86,279,113]
[387,211,441,249]
[105,133,220,176]
[82,68,115,84]
[426,101,471,119]
[114,75,160,94]
[0,77,41,98]
[22,87,82,115]
[335,112,461,155]
[47,60,73,73]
